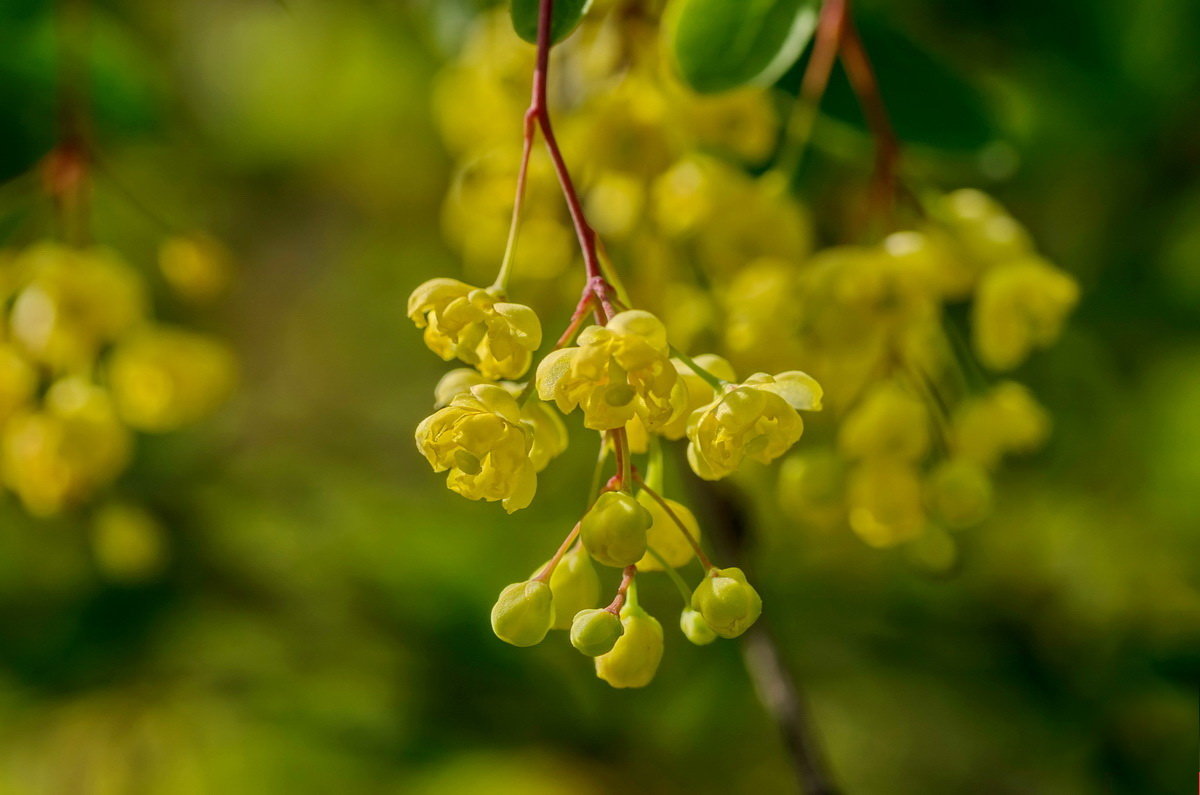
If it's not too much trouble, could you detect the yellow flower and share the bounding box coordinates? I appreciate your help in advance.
[415,383,537,512]
[594,604,663,689]
[625,353,735,452]
[158,234,233,303]
[2,379,131,517]
[927,458,993,529]
[634,492,701,571]
[408,278,542,380]
[686,371,822,480]
[973,257,1079,371]
[9,242,146,371]
[0,344,37,422]
[433,368,567,472]
[106,327,236,432]
[838,381,930,462]
[953,381,1050,468]
[846,458,926,547]
[536,310,686,432]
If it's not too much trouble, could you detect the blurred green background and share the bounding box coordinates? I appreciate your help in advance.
[0,0,1198,792]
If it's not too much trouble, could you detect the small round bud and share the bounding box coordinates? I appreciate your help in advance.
[635,493,700,571]
[691,567,762,639]
[594,605,664,688]
[570,608,624,656]
[580,491,651,568]
[532,543,600,630]
[490,580,554,647]
[679,608,717,646]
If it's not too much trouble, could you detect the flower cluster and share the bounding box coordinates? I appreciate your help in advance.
[0,240,235,519]
[416,0,1077,686]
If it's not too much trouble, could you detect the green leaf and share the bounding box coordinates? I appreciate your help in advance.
[666,0,818,94]
[510,0,592,45]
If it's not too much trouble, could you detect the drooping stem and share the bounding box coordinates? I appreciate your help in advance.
[493,106,539,292]
[46,0,92,245]
[647,546,694,606]
[527,0,618,318]
[775,0,847,179]
[533,522,581,583]
[838,12,900,220]
[610,426,632,489]
[670,345,726,391]
[604,565,637,613]
[635,478,713,571]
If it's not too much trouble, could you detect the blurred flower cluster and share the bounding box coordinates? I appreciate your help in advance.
[0,237,235,572]
[432,1,1078,566]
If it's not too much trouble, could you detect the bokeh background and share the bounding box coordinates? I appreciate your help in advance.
[0,0,1198,792]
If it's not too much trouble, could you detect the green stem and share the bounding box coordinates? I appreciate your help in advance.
[647,546,693,606]
[670,346,725,390]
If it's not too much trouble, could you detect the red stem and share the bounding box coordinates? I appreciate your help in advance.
[604,565,637,614]
[528,0,617,320]
[838,13,900,220]
[534,522,582,583]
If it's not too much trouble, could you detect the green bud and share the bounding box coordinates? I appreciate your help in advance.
[581,491,651,568]
[679,608,717,646]
[570,608,624,656]
[691,567,762,639]
[490,580,554,647]
[532,543,600,629]
[594,605,663,688]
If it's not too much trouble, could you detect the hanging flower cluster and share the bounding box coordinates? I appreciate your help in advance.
[414,0,1079,684]
[0,240,235,519]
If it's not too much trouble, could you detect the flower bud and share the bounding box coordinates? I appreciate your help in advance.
[679,608,717,646]
[490,580,553,647]
[594,606,663,688]
[635,493,700,571]
[691,567,762,639]
[532,543,600,629]
[580,491,651,568]
[570,608,624,656]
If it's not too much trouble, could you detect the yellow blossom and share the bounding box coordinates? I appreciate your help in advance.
[634,492,701,571]
[846,458,926,547]
[536,310,686,432]
[953,381,1051,468]
[2,379,131,517]
[106,327,236,432]
[973,257,1079,371]
[415,384,537,512]
[626,353,734,452]
[433,368,567,472]
[686,371,822,480]
[838,381,930,462]
[408,278,542,380]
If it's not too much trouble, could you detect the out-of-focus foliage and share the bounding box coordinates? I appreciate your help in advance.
[0,0,1195,793]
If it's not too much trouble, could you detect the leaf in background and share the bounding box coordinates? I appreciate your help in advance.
[818,16,996,152]
[665,0,817,94]
[510,0,592,45]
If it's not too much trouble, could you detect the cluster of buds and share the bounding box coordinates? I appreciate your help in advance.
[0,240,234,522]
[411,275,819,685]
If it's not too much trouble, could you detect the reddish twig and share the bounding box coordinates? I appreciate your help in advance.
[604,565,637,613]
[526,0,618,319]
[838,12,900,221]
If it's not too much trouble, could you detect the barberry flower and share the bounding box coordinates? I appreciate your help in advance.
[580,490,652,568]
[415,384,537,512]
[634,492,700,571]
[434,368,568,472]
[691,567,762,639]
[625,354,734,453]
[972,257,1078,371]
[408,278,542,380]
[594,604,663,688]
[686,371,822,480]
[537,543,600,630]
[846,458,926,547]
[679,608,717,646]
[491,580,554,647]
[838,381,930,462]
[952,381,1050,468]
[535,310,686,432]
[570,608,624,656]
